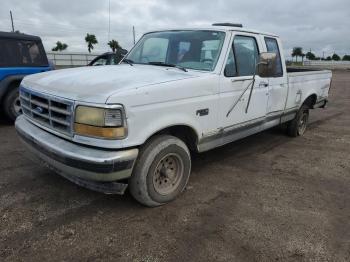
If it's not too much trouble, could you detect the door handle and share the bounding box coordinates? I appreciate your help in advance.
[259,82,269,88]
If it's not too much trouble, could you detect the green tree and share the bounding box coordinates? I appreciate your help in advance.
[108,39,122,53]
[52,41,68,52]
[305,51,316,60]
[343,55,350,61]
[292,47,304,62]
[332,53,340,61]
[85,33,98,53]
[326,56,332,61]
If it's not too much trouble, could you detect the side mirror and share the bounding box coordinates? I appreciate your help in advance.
[258,52,277,78]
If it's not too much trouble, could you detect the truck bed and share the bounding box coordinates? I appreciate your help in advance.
[287,67,323,73]
[285,68,332,110]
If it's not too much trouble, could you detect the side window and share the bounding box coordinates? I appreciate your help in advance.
[0,39,47,67]
[264,37,283,77]
[233,36,259,76]
[224,48,237,77]
[92,56,108,66]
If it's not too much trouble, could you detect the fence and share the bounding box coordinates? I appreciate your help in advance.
[303,61,350,70]
[46,52,101,68]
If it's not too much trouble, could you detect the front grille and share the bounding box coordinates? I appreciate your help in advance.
[20,87,74,136]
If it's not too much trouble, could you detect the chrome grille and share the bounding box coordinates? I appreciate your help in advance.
[20,87,74,136]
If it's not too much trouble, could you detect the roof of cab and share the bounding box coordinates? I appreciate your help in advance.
[146,25,279,38]
[0,31,42,41]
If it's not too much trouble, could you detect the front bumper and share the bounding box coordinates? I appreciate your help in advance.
[15,115,138,193]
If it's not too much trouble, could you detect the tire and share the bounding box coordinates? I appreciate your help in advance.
[3,86,22,122]
[129,135,191,207]
[287,104,309,137]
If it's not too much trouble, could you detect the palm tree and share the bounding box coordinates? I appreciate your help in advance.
[292,47,303,62]
[52,41,68,52]
[85,34,98,53]
[108,39,122,53]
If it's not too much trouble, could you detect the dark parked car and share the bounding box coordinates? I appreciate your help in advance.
[0,32,52,121]
[88,49,128,66]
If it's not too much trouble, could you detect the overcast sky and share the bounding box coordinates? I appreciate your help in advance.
[1,0,349,59]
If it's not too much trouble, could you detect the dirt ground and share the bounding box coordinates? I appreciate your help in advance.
[0,71,349,262]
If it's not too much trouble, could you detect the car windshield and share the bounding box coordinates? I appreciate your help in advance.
[126,30,226,71]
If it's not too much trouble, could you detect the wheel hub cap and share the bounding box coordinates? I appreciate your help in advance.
[153,153,184,195]
[298,111,308,135]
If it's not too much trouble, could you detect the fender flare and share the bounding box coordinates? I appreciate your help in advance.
[0,75,26,102]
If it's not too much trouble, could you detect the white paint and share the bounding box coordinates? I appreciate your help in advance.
[20,26,332,150]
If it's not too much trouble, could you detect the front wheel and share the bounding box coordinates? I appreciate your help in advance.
[287,105,309,137]
[3,86,22,121]
[129,135,191,207]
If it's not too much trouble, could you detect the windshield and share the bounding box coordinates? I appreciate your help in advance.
[126,30,226,71]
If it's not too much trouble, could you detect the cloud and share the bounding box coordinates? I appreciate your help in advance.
[0,0,349,58]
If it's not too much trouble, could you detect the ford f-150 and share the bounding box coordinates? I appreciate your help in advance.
[15,23,331,206]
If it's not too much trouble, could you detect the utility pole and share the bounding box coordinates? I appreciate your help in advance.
[10,10,14,32]
[133,26,136,45]
[108,0,111,42]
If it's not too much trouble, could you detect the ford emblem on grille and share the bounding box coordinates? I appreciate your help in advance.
[34,106,44,114]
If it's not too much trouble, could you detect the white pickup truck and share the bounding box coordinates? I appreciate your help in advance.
[15,24,332,207]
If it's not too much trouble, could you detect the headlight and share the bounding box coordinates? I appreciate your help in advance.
[74,106,126,139]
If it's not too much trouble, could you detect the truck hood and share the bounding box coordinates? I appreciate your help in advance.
[22,64,200,103]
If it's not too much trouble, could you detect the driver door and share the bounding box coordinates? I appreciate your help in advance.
[219,34,268,135]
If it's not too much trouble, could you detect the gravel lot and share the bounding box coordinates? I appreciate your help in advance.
[0,70,349,262]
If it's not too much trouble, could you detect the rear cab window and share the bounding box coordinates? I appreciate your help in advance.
[224,35,259,77]
[264,37,283,77]
[0,38,48,67]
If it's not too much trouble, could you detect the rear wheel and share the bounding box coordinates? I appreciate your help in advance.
[287,104,309,137]
[129,135,191,207]
[3,86,22,121]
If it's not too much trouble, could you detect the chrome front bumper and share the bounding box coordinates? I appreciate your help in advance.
[15,115,138,192]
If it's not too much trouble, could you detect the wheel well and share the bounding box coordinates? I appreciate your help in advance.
[303,94,317,108]
[149,125,199,152]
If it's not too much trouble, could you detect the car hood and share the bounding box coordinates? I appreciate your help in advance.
[22,64,200,103]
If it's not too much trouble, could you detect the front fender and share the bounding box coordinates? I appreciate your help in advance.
[124,106,202,147]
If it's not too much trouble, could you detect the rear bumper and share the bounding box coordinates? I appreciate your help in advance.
[15,115,138,184]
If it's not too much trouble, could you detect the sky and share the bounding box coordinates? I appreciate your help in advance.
[1,0,349,59]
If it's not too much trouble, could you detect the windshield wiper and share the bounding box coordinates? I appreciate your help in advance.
[148,61,187,72]
[122,58,134,66]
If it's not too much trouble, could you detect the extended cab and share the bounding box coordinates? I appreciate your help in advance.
[0,32,52,121]
[15,24,331,206]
